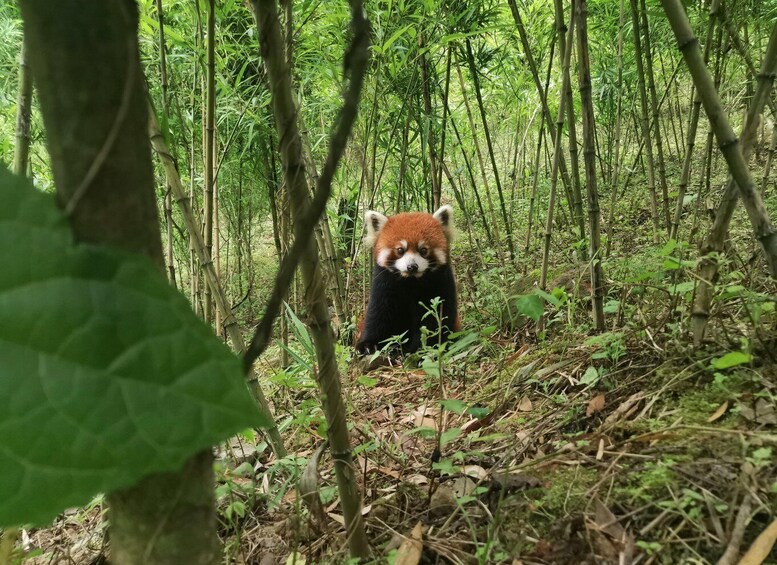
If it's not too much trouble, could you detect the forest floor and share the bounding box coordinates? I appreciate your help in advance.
[16,203,777,565]
[22,301,777,564]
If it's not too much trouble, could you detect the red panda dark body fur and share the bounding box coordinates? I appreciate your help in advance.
[356,206,459,355]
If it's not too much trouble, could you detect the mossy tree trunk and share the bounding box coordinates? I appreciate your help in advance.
[18,1,221,563]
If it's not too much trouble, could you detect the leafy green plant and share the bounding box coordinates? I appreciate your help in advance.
[0,169,267,527]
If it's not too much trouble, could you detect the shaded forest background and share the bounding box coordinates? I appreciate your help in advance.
[1,0,776,563]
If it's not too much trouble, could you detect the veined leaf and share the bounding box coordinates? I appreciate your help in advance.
[711,351,752,370]
[0,169,268,527]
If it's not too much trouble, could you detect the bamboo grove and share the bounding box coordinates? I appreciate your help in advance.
[3,0,775,345]
[1,0,777,560]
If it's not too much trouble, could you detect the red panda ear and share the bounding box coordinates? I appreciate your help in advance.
[433,205,454,240]
[364,210,388,247]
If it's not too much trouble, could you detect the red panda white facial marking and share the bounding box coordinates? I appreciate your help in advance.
[364,205,453,277]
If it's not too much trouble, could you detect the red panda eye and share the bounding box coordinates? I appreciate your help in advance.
[396,247,405,256]
[419,247,428,257]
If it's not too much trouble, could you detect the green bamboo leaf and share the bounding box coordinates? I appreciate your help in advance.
[0,169,268,527]
[711,352,752,370]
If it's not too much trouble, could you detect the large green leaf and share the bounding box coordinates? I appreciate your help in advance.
[0,169,269,527]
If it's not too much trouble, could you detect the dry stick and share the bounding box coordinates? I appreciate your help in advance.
[540,4,576,295]
[249,0,371,557]
[689,22,777,345]
[148,104,288,459]
[554,0,587,258]
[13,36,33,177]
[576,0,606,331]
[669,0,720,243]
[630,0,662,243]
[605,0,625,258]
[715,494,752,565]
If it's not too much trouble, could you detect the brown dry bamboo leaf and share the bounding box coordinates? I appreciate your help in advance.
[394,522,424,565]
[505,344,531,365]
[517,395,533,412]
[298,442,327,527]
[603,392,645,426]
[707,401,730,423]
[586,394,606,416]
[593,498,625,539]
[736,519,777,565]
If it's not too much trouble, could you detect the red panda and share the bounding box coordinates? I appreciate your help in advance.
[355,205,460,355]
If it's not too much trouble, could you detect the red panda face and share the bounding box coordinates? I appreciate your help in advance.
[364,205,453,278]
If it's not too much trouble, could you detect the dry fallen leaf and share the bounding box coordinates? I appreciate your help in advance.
[586,393,606,416]
[394,522,424,565]
[517,395,533,412]
[707,400,729,423]
[736,519,777,565]
[739,398,777,425]
[462,465,488,480]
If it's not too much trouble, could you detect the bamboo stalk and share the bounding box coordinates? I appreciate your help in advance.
[576,0,606,331]
[687,20,777,344]
[605,0,625,258]
[249,0,371,556]
[540,4,576,293]
[148,104,288,459]
[203,0,216,324]
[640,0,671,231]
[630,0,662,243]
[13,36,33,177]
[554,0,587,258]
[669,0,720,242]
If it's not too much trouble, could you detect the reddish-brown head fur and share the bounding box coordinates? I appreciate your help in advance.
[364,205,453,277]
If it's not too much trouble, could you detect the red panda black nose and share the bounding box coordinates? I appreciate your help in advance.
[407,262,418,273]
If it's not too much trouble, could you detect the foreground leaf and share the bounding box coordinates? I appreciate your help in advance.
[0,169,268,527]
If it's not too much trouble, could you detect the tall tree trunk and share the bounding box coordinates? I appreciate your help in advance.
[688,22,777,344]
[18,2,221,563]
[249,0,371,557]
[630,0,662,243]
[576,0,606,331]
[13,37,33,177]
